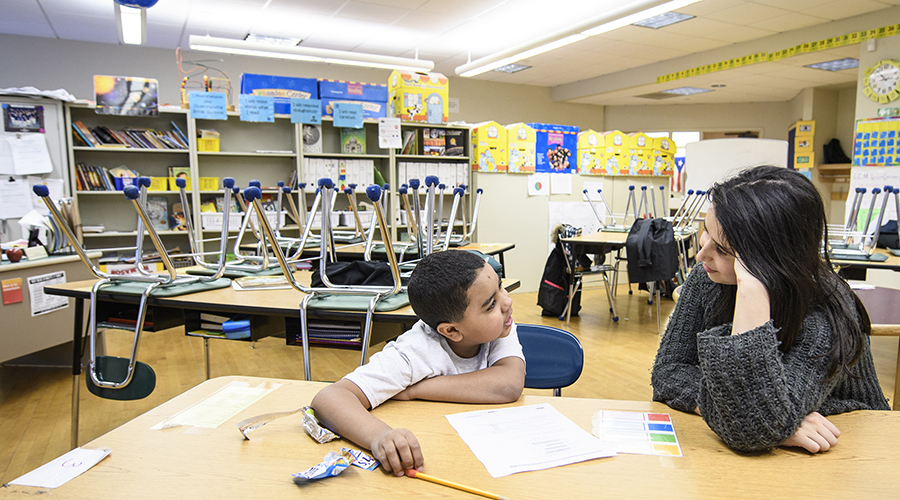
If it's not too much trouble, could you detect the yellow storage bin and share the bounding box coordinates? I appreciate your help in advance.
[388,71,449,124]
[603,130,628,175]
[652,137,676,176]
[147,177,168,191]
[197,137,220,152]
[199,177,220,191]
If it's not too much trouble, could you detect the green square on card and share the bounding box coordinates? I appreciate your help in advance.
[650,433,677,443]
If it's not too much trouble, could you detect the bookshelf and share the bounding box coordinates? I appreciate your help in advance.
[65,102,473,256]
[65,103,193,256]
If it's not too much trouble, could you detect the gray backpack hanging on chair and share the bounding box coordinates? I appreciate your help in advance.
[625,218,678,284]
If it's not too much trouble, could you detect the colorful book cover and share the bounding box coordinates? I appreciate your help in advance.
[423,128,445,156]
[443,129,466,156]
[169,202,187,231]
[401,130,419,155]
[340,128,366,154]
[145,196,169,232]
[168,166,191,182]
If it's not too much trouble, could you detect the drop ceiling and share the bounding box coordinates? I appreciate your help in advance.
[2,0,899,105]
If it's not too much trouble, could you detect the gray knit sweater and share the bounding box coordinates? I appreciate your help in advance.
[651,265,890,452]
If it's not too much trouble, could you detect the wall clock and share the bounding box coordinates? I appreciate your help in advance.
[864,59,900,104]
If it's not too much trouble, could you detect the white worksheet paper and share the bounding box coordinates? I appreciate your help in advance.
[151,381,279,430]
[445,403,616,478]
[9,447,110,488]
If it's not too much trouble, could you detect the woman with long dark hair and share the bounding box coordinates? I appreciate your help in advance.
[652,166,889,453]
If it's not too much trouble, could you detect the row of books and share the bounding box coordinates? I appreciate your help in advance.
[402,128,466,156]
[71,120,189,150]
[74,163,118,191]
[189,313,251,340]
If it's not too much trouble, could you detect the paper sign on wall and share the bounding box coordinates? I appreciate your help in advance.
[189,92,228,120]
[291,98,321,124]
[378,117,401,149]
[333,102,363,129]
[239,95,274,122]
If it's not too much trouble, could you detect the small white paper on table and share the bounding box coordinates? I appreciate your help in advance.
[445,403,616,478]
[9,447,110,488]
[151,380,279,430]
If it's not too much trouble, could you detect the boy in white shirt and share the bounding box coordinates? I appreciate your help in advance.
[311,250,525,476]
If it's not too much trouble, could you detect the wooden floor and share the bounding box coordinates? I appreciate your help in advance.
[1,285,896,485]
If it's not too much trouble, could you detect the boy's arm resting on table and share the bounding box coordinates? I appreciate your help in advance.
[393,356,526,403]
[310,380,423,475]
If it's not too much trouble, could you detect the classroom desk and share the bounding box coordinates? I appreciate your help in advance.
[856,286,900,410]
[831,248,900,280]
[3,375,896,499]
[43,273,520,448]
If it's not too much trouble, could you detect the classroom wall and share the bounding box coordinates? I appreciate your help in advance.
[0,32,850,294]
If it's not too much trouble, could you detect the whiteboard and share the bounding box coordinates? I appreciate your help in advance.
[547,201,603,254]
[684,138,788,193]
[844,166,900,231]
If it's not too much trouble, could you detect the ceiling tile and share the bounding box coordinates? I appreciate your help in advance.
[704,3,794,24]
[334,1,413,23]
[799,0,895,21]
[748,11,829,32]
[701,24,777,43]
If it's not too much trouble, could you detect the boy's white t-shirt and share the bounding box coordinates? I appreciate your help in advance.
[344,319,525,409]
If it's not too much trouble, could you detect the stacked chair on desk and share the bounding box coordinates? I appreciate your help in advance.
[246,178,404,381]
[828,185,898,262]
[32,177,235,402]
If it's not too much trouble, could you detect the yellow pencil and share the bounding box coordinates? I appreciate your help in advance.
[405,469,510,500]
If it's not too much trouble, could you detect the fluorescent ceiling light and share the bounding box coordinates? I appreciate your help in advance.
[632,11,694,29]
[189,35,434,73]
[455,0,702,77]
[660,86,712,95]
[494,64,531,74]
[805,58,859,72]
[244,34,302,46]
[115,3,145,45]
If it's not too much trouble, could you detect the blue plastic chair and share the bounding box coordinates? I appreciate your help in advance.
[517,324,584,397]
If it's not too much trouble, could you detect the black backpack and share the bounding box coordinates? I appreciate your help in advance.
[823,138,851,164]
[537,240,581,317]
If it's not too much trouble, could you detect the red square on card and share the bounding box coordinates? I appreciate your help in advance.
[647,413,671,422]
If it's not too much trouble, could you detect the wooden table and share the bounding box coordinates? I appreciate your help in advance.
[2,375,896,499]
[856,286,900,409]
[832,248,900,280]
[43,273,520,448]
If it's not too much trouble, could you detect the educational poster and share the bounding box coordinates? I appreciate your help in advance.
[27,271,67,316]
[852,117,900,166]
[94,75,159,116]
[592,410,683,457]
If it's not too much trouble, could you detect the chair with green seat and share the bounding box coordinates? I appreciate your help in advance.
[33,181,232,401]
[247,179,404,381]
[517,324,584,397]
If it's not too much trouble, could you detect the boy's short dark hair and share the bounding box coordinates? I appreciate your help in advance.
[408,250,489,330]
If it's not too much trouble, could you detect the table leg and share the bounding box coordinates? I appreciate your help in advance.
[71,297,84,449]
[498,252,506,278]
[895,337,900,411]
[205,338,210,380]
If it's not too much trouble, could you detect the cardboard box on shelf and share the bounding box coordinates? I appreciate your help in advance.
[388,71,449,124]
[527,123,578,173]
[471,121,508,173]
[506,123,536,174]
[627,132,652,175]
[602,130,628,175]
[240,73,317,115]
[577,130,607,175]
[652,137,676,176]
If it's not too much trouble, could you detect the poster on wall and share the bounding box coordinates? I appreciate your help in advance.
[3,104,44,133]
[94,75,159,116]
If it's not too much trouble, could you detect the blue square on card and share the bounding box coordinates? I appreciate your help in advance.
[864,132,871,140]
[880,140,887,147]
[882,131,889,138]
[648,423,674,432]
[890,130,897,138]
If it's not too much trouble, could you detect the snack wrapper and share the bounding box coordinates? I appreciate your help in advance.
[292,450,353,484]
[343,448,379,471]
[301,406,339,443]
